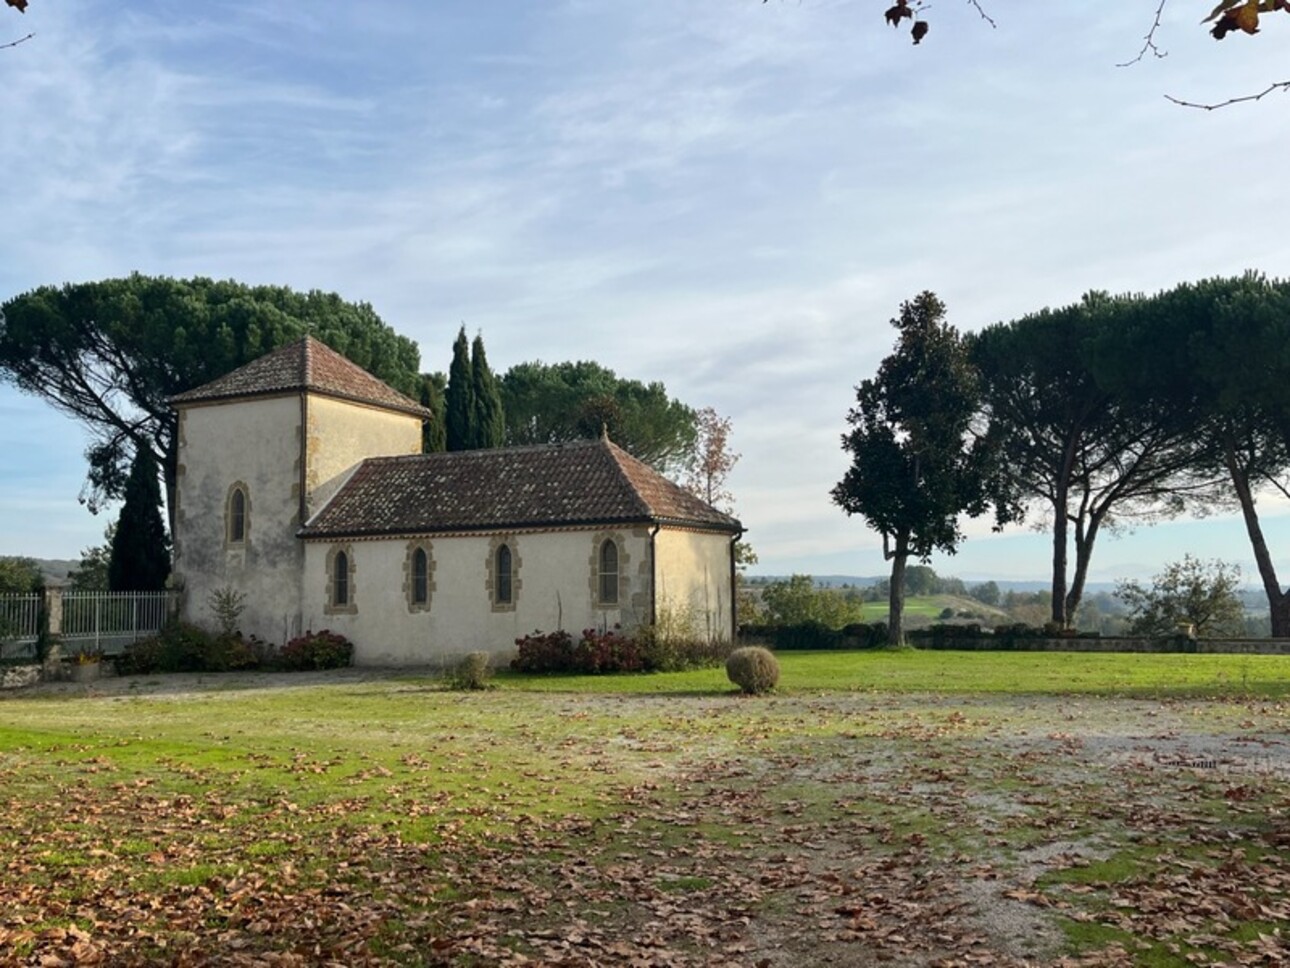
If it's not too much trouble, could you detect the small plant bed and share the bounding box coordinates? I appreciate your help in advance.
[112,625,353,676]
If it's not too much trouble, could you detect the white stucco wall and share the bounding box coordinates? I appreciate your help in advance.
[304,396,422,517]
[299,527,655,666]
[174,391,424,646]
[654,527,735,642]
[173,395,306,644]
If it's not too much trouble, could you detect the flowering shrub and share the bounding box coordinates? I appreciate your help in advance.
[513,625,733,675]
[277,630,353,671]
[511,629,576,673]
[574,626,643,673]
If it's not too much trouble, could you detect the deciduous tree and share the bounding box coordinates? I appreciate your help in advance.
[760,574,865,629]
[832,291,1004,645]
[0,556,42,594]
[1116,555,1245,638]
[684,408,738,510]
[69,525,114,591]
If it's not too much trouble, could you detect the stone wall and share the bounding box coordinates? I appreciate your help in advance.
[1,665,40,689]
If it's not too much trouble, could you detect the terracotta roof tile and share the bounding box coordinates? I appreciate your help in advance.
[301,437,742,538]
[169,336,431,418]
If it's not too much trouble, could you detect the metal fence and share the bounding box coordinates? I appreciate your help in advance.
[0,592,41,658]
[0,589,179,660]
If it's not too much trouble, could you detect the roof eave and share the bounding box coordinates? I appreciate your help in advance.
[298,513,741,541]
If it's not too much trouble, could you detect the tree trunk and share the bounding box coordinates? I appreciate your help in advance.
[1049,486,1069,627]
[1224,439,1290,636]
[1049,434,1080,627]
[1065,510,1104,628]
[886,534,909,646]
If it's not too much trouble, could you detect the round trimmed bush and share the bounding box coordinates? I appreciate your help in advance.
[726,646,780,695]
[447,651,492,690]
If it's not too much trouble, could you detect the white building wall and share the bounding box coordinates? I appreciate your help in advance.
[173,396,306,644]
[304,395,422,517]
[654,527,735,642]
[174,391,424,646]
[300,527,654,666]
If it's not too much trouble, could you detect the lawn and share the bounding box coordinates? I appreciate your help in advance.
[1,650,1288,966]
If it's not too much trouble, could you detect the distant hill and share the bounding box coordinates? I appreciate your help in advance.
[35,559,79,584]
[747,574,1072,593]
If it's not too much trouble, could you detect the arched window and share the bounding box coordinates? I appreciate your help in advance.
[334,551,350,606]
[229,489,246,542]
[412,547,428,606]
[598,539,619,605]
[495,544,513,604]
[226,483,249,546]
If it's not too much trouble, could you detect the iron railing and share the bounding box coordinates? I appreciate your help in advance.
[0,589,179,659]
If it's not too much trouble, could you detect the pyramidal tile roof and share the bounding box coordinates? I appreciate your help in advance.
[301,436,743,538]
[169,336,431,418]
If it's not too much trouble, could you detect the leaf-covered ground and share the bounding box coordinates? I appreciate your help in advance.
[1,664,1288,966]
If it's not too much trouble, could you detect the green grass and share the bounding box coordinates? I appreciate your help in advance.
[1,654,1287,965]
[490,648,1290,698]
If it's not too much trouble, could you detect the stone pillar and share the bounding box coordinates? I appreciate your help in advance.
[44,586,63,637]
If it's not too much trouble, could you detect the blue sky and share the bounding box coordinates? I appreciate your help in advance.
[2,0,1290,584]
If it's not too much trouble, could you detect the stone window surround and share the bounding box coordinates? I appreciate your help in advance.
[404,540,436,613]
[325,543,357,615]
[225,482,251,549]
[590,531,629,609]
[486,534,521,612]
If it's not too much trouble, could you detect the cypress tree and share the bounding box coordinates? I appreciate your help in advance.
[108,448,171,592]
[445,326,475,451]
[418,371,447,453]
[471,333,505,449]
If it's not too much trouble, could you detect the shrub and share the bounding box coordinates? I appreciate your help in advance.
[114,635,165,675]
[445,651,492,690]
[638,625,732,671]
[574,626,644,673]
[277,630,353,671]
[207,586,247,639]
[115,625,273,675]
[114,622,212,674]
[512,629,575,673]
[513,626,732,675]
[726,646,780,695]
[201,634,262,672]
[776,621,843,651]
[841,622,889,649]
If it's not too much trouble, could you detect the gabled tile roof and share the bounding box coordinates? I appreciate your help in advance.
[301,437,743,538]
[169,336,431,419]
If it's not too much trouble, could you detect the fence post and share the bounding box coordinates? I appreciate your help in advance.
[43,586,63,638]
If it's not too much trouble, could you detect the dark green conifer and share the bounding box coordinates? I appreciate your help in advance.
[108,448,171,592]
[445,326,475,451]
[471,334,505,449]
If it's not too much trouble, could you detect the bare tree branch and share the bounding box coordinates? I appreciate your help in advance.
[1117,0,1169,66]
[1,31,32,49]
[1165,80,1290,109]
[966,0,996,29]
